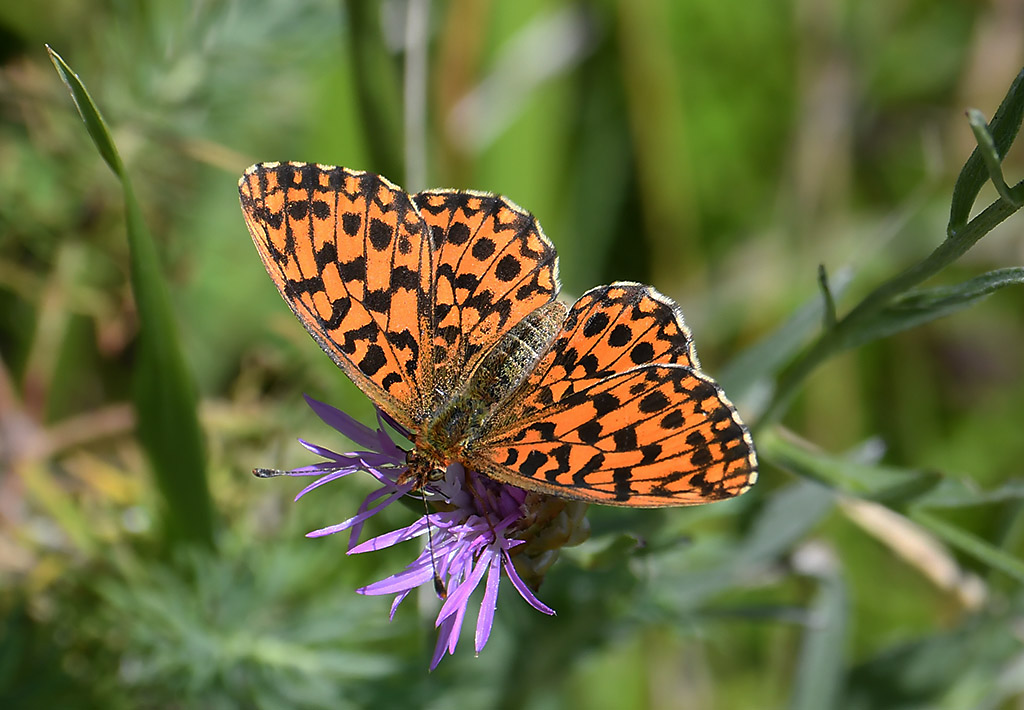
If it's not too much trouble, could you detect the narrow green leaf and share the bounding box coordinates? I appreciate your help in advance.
[758,429,941,507]
[48,47,214,548]
[910,509,1024,583]
[649,481,834,613]
[342,1,404,178]
[46,46,125,177]
[718,267,852,400]
[967,109,1021,207]
[840,267,1024,349]
[948,67,1024,235]
[736,480,835,565]
[817,264,837,330]
[789,570,847,710]
[844,622,1012,709]
[913,478,1024,509]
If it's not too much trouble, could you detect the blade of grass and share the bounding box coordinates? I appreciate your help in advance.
[789,566,847,710]
[759,429,941,507]
[967,109,1023,207]
[909,509,1024,584]
[948,68,1024,234]
[47,45,214,548]
[341,1,404,178]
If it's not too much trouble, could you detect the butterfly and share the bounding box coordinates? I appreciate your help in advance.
[239,162,757,506]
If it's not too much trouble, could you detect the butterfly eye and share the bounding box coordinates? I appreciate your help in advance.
[428,467,447,481]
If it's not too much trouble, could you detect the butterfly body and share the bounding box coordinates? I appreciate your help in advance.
[406,299,567,488]
[240,162,758,507]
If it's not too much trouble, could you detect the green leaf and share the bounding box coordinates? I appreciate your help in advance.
[737,480,835,565]
[47,46,214,548]
[840,266,1024,350]
[645,481,834,614]
[789,569,848,710]
[914,478,1024,510]
[767,430,1024,581]
[817,264,837,330]
[718,267,852,400]
[909,509,1024,583]
[967,109,1023,207]
[948,67,1024,235]
[341,1,403,179]
[758,429,941,507]
[46,45,125,177]
[844,619,1020,710]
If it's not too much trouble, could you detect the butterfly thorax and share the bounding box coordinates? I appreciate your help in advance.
[411,300,568,480]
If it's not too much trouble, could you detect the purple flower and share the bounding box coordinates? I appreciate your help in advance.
[265,395,590,669]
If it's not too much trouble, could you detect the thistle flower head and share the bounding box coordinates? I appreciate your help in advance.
[270,395,590,669]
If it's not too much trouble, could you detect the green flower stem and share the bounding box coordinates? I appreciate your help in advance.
[755,191,1024,431]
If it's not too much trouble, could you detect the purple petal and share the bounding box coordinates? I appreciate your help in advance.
[431,615,459,671]
[263,391,575,670]
[297,439,352,461]
[305,486,408,538]
[389,590,411,620]
[446,594,467,655]
[359,556,436,595]
[285,461,358,476]
[504,550,556,616]
[294,467,360,500]
[344,482,416,549]
[377,407,411,442]
[348,516,428,553]
[304,394,383,451]
[475,549,503,653]
[437,547,492,625]
[374,410,408,453]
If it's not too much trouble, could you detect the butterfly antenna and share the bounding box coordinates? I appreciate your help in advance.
[255,463,356,479]
[253,467,289,478]
[421,491,447,599]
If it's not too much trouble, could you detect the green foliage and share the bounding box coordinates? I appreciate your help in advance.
[2,1,1023,708]
[949,69,1024,232]
[48,46,213,549]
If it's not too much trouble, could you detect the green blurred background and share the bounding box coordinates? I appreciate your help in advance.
[2,1,1024,708]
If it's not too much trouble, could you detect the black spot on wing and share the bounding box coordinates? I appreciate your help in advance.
[342,212,362,236]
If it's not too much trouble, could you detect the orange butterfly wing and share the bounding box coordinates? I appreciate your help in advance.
[411,190,559,401]
[473,283,758,506]
[239,163,434,428]
[239,163,561,429]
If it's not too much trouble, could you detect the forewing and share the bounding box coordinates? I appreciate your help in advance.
[239,162,433,428]
[474,283,756,506]
[412,190,559,399]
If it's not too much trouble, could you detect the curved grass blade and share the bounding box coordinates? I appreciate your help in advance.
[948,68,1024,235]
[967,109,1023,207]
[47,46,214,548]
